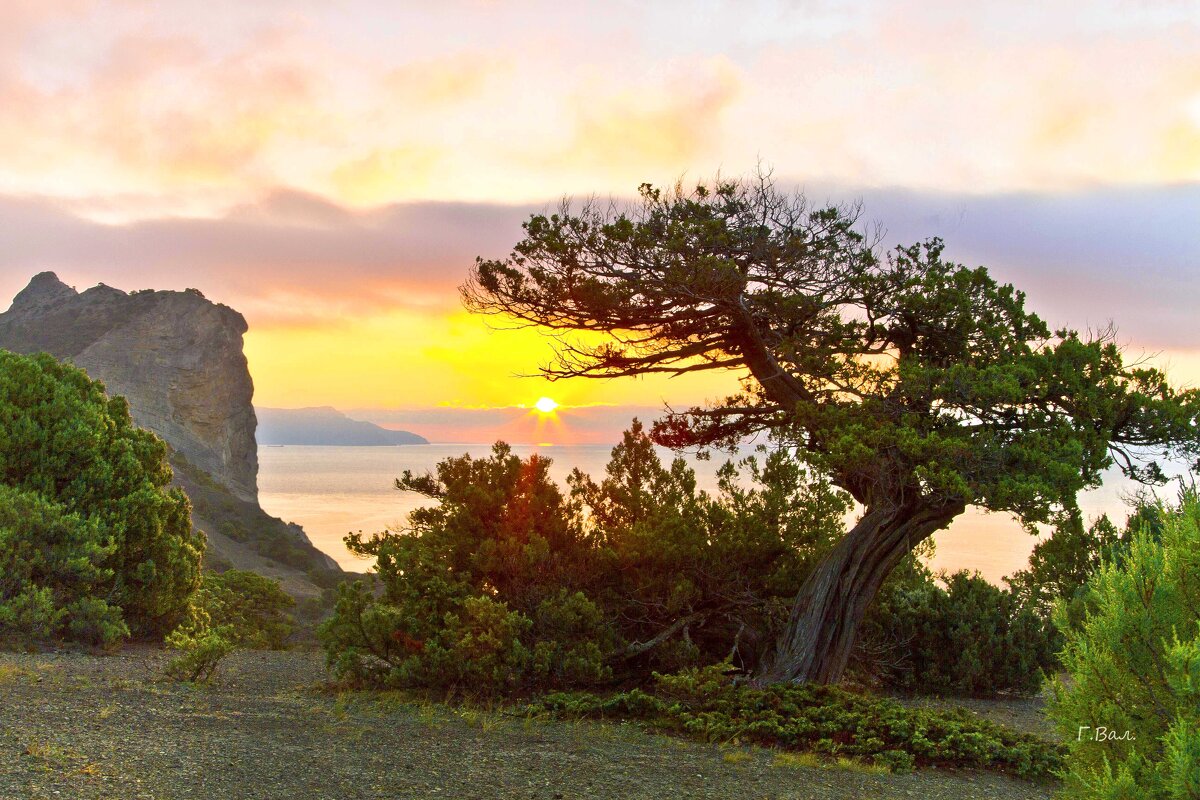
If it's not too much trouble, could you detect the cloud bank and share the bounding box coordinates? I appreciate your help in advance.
[2,182,1196,350]
[0,0,1196,207]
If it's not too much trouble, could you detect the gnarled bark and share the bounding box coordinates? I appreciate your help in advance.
[753,499,964,686]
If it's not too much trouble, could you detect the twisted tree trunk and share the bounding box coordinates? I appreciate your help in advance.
[752,499,965,686]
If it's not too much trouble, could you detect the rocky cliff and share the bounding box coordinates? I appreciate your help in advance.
[0,272,259,502]
[0,273,341,592]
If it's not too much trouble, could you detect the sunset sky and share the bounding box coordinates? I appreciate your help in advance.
[0,0,1197,444]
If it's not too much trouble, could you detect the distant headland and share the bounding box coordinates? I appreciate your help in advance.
[256,406,428,446]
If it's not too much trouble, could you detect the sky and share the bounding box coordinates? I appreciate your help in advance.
[0,0,1197,445]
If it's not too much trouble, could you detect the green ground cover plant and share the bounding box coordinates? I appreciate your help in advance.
[526,664,1063,778]
[201,569,296,649]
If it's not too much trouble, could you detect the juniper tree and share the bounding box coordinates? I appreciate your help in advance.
[0,350,203,640]
[462,175,1200,684]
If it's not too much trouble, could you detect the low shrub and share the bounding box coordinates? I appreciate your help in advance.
[527,664,1062,778]
[163,570,294,682]
[319,428,853,692]
[319,579,426,686]
[165,620,235,683]
[863,571,1057,696]
[201,570,295,649]
[64,596,130,648]
[0,351,203,640]
[320,583,611,695]
[529,591,614,687]
[0,485,128,648]
[321,425,1060,697]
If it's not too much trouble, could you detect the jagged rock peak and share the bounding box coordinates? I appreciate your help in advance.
[0,275,259,503]
[9,271,77,311]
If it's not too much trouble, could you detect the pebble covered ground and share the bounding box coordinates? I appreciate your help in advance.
[0,647,1059,800]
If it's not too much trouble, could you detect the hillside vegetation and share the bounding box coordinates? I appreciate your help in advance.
[171,454,341,598]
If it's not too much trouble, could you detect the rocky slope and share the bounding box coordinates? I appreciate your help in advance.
[0,273,340,592]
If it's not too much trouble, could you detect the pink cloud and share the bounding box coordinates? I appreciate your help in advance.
[0,182,1197,351]
[0,190,538,323]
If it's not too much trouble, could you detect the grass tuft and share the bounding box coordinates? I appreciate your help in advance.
[772,752,822,769]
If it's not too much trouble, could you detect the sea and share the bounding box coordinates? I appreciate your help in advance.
[258,444,1135,585]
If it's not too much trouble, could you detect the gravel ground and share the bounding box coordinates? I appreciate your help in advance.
[0,647,1059,800]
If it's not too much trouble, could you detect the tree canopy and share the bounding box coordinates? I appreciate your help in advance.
[0,350,204,642]
[322,424,853,685]
[463,175,1200,683]
[320,424,1055,695]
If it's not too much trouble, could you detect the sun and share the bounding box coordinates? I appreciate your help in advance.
[533,397,559,414]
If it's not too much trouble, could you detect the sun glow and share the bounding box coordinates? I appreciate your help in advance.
[533,397,559,414]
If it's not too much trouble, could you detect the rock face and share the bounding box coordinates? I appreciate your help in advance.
[0,273,258,503]
[0,273,342,591]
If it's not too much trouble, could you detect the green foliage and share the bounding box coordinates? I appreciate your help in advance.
[164,613,235,683]
[320,424,852,692]
[163,569,295,683]
[464,174,1200,683]
[1007,515,1123,620]
[325,591,532,693]
[864,571,1057,696]
[200,570,295,649]
[528,664,1062,779]
[322,423,1060,696]
[0,485,127,647]
[529,591,613,686]
[1047,491,1200,800]
[1007,499,1170,634]
[410,596,532,693]
[64,596,130,648]
[0,585,61,643]
[1004,498,1172,671]
[0,351,204,641]
[319,579,405,686]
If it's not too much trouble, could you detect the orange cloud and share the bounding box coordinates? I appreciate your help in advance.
[552,57,741,178]
[0,1,1197,207]
[330,144,444,205]
[0,25,327,201]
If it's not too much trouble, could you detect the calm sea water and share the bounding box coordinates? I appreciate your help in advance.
[258,444,1131,584]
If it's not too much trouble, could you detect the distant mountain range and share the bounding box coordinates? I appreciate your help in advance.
[256,406,428,446]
